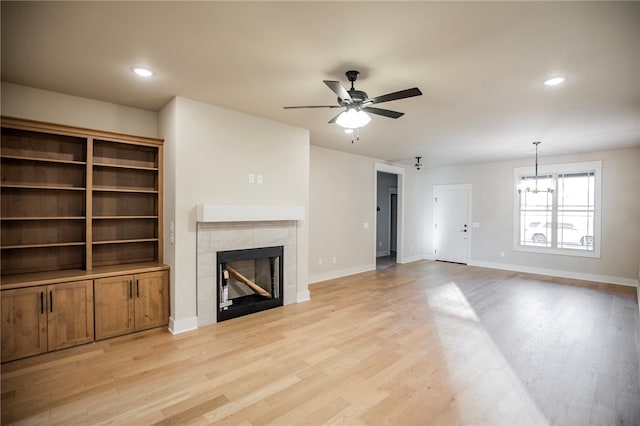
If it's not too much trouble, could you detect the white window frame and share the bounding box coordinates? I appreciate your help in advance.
[513,160,602,258]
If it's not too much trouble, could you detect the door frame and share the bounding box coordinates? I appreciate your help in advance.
[375,163,405,263]
[389,187,398,254]
[433,184,472,264]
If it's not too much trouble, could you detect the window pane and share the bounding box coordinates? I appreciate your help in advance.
[519,175,553,248]
[557,172,595,251]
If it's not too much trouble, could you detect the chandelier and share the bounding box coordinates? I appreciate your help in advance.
[517,141,554,193]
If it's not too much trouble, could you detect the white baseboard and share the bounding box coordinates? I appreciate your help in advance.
[398,254,428,264]
[468,260,639,287]
[296,290,311,303]
[309,264,376,284]
[168,316,199,334]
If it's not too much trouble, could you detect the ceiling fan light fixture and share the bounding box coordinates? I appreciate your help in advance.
[336,109,371,129]
[344,128,354,134]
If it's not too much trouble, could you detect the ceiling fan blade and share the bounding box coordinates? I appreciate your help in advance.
[328,111,343,124]
[283,105,342,109]
[367,87,422,105]
[324,80,352,102]
[362,107,404,119]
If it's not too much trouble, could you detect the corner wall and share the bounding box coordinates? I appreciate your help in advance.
[159,96,310,332]
[309,146,428,283]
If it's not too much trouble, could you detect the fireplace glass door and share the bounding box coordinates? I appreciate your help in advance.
[217,245,283,321]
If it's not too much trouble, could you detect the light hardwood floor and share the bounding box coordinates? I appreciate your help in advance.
[2,260,639,425]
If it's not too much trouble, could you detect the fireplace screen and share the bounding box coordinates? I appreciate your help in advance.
[217,245,283,322]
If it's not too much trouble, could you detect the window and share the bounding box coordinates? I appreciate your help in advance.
[514,161,601,257]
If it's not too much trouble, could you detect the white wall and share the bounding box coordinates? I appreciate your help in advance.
[1,82,158,137]
[402,165,430,263]
[423,147,640,285]
[309,146,376,282]
[159,96,310,332]
[158,98,178,328]
[309,146,428,282]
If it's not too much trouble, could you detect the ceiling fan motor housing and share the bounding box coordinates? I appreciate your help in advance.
[340,70,368,105]
[339,89,368,106]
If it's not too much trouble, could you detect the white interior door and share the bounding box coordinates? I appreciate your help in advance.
[433,185,470,263]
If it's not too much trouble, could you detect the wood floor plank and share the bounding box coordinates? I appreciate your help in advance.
[1,260,638,425]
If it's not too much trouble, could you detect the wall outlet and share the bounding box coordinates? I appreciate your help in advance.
[363,222,369,229]
[332,257,336,264]
[318,258,323,265]
[500,251,505,257]
[257,174,263,184]
[248,173,255,184]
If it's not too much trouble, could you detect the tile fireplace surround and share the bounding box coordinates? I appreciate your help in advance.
[196,205,305,327]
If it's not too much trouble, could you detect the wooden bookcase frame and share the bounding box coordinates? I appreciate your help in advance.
[1,116,165,282]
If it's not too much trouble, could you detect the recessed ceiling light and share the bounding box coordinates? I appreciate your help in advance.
[544,76,566,86]
[131,67,154,77]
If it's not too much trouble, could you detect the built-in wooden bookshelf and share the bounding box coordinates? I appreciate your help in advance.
[0,117,164,276]
[91,139,161,268]
[1,125,88,275]
[0,117,169,362]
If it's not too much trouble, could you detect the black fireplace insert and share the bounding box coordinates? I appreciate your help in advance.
[217,245,283,322]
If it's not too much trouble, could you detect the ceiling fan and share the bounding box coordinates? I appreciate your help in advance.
[284,70,422,129]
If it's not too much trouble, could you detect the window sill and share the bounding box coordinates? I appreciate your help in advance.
[513,244,601,259]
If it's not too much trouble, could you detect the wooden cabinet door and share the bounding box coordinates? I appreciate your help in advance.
[47,280,94,351]
[1,286,47,362]
[94,275,135,340]
[134,271,169,331]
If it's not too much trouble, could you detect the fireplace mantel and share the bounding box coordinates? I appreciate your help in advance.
[196,204,305,223]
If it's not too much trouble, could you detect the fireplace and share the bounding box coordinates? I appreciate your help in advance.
[217,245,284,321]
[195,204,306,328]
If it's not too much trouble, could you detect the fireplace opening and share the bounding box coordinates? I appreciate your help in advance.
[217,245,283,322]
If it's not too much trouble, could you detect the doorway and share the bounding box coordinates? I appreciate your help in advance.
[433,184,471,264]
[376,171,398,269]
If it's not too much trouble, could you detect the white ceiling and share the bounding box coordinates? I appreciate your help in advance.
[2,1,638,167]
